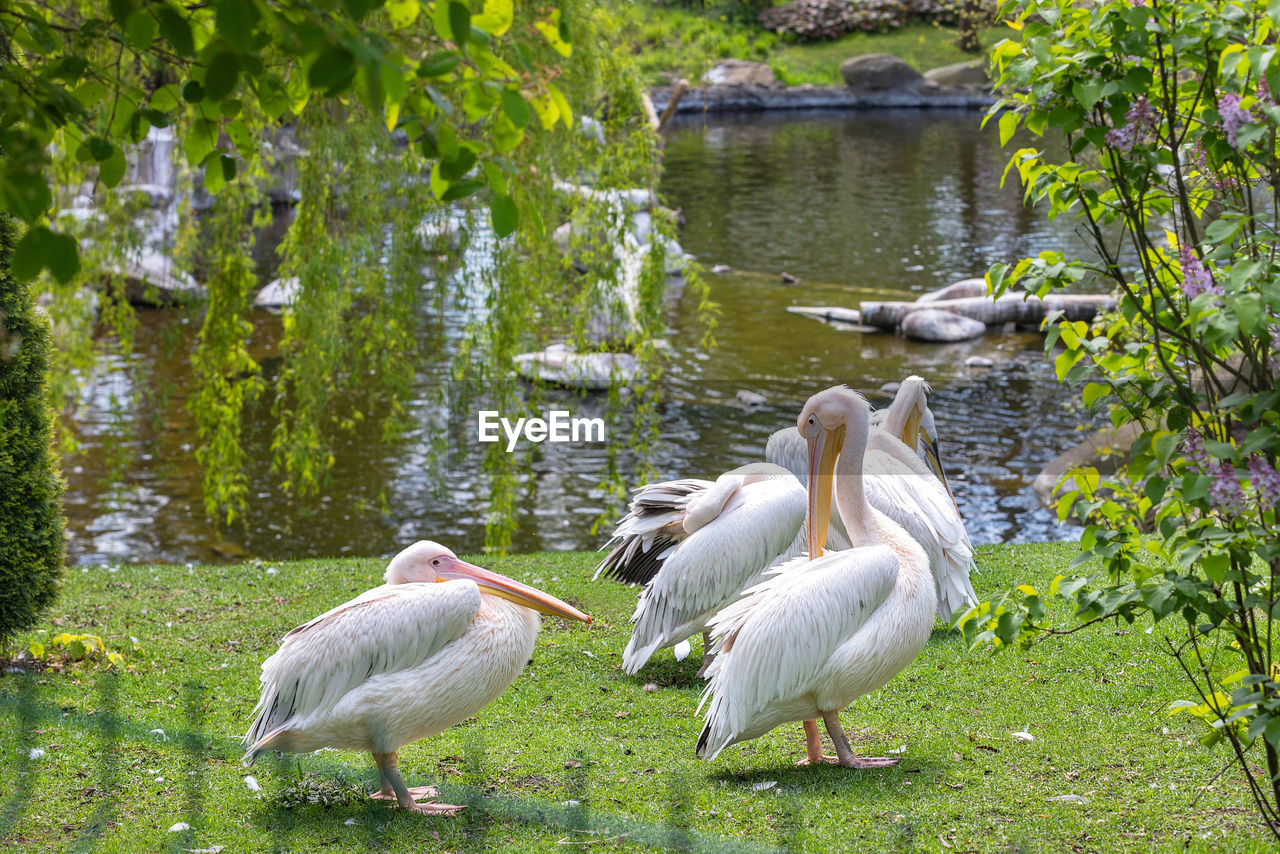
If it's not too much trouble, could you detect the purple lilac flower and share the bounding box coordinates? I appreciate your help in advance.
[1106,97,1158,149]
[1259,78,1275,105]
[1219,93,1255,148]
[1185,426,1208,470]
[1179,244,1222,300]
[1191,139,1240,192]
[1208,460,1244,512]
[1248,454,1280,505]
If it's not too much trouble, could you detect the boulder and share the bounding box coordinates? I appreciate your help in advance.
[115,247,204,305]
[839,54,924,93]
[900,308,986,342]
[736,389,767,409]
[703,60,778,88]
[964,355,995,368]
[924,60,991,91]
[1033,422,1144,508]
[513,344,638,391]
[254,277,301,310]
[917,277,988,303]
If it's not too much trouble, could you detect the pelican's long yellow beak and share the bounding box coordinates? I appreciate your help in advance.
[806,424,844,559]
[441,560,592,624]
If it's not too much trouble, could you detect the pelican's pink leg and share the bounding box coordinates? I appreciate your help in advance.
[822,712,899,770]
[371,752,464,814]
[795,719,838,765]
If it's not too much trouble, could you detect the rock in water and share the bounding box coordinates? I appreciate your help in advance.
[900,308,986,342]
[839,54,925,92]
[513,344,638,391]
[923,60,991,91]
[916,278,989,303]
[703,60,779,88]
[254,277,301,310]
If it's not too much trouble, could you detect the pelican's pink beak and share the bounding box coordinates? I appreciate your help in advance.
[440,559,592,624]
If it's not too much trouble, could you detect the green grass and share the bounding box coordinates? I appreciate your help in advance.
[1,544,1275,852]
[616,2,1011,88]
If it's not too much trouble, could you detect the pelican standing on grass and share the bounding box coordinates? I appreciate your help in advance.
[767,376,977,622]
[595,463,807,674]
[697,386,935,767]
[244,541,591,815]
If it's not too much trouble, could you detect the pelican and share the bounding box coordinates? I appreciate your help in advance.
[595,462,807,674]
[697,386,936,767]
[243,541,591,815]
[766,376,977,622]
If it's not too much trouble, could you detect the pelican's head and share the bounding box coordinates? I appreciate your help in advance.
[797,386,869,559]
[885,377,955,505]
[385,541,591,624]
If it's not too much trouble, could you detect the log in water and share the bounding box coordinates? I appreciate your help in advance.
[860,293,1116,329]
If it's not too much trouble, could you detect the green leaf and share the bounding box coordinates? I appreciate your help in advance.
[439,147,476,180]
[386,0,419,28]
[99,146,127,188]
[998,110,1020,146]
[182,80,205,103]
[155,4,195,56]
[309,46,357,94]
[204,52,240,102]
[12,227,79,283]
[0,172,53,222]
[490,194,517,237]
[441,179,483,201]
[1202,552,1229,584]
[1072,78,1104,111]
[418,52,460,77]
[448,2,471,49]
[215,0,259,51]
[204,153,228,194]
[472,0,512,35]
[125,9,157,47]
[501,88,530,129]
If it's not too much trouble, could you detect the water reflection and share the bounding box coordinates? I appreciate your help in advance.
[63,109,1091,565]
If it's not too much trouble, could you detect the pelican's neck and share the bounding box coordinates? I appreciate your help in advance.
[833,407,881,548]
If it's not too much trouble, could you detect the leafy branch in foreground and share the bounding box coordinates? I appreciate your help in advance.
[961,0,1280,837]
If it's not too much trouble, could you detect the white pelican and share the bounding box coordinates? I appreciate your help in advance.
[766,376,977,622]
[595,463,806,675]
[243,541,591,814]
[698,386,935,767]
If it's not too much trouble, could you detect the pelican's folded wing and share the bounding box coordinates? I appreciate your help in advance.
[245,581,480,751]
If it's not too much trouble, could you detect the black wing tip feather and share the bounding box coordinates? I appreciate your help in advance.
[595,534,676,586]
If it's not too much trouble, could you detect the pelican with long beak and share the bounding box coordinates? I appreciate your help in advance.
[767,376,976,622]
[698,387,935,767]
[244,541,591,814]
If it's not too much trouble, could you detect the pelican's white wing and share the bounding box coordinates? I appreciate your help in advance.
[613,468,806,673]
[864,436,977,622]
[245,580,481,756]
[696,546,899,759]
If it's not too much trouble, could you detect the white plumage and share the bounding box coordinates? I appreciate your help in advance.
[596,463,807,674]
[698,386,936,767]
[244,541,590,815]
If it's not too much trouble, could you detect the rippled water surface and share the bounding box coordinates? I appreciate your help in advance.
[64,109,1092,565]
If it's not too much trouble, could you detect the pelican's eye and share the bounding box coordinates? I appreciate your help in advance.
[431,558,442,567]
[807,416,816,426]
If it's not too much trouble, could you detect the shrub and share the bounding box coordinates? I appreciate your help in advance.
[963,0,1280,838]
[759,0,994,42]
[0,213,66,650]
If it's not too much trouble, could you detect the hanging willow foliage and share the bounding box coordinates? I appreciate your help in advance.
[26,0,713,552]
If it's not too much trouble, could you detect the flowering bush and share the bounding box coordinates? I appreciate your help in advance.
[759,0,994,42]
[960,0,1280,835]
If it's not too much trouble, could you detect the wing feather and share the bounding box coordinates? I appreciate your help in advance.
[245,580,481,753]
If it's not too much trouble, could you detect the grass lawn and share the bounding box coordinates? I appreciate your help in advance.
[1,543,1274,852]
[615,2,1012,88]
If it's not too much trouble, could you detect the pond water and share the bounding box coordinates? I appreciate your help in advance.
[63,108,1093,566]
